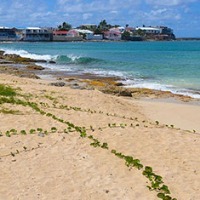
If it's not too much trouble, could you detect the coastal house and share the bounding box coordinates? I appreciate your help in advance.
[75,29,103,40]
[103,28,122,40]
[117,26,125,33]
[135,26,161,34]
[159,26,176,40]
[125,27,135,33]
[23,27,53,41]
[0,27,20,41]
[121,27,143,41]
[160,26,173,35]
[135,26,175,40]
[53,29,83,41]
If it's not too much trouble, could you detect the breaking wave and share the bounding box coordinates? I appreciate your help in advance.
[56,54,104,65]
[1,46,200,99]
[1,48,104,65]
[1,48,56,61]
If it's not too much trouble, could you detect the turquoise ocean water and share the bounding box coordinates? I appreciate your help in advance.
[0,41,200,98]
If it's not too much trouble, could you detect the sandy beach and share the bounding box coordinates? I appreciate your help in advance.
[0,70,200,200]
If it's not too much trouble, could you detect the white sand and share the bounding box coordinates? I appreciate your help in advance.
[0,74,200,200]
[135,99,200,133]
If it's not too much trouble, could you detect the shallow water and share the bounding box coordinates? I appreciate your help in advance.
[1,41,200,98]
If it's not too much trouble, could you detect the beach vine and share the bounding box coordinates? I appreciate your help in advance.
[0,84,179,199]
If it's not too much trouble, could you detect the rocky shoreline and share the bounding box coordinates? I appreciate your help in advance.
[1,51,200,200]
[0,50,197,102]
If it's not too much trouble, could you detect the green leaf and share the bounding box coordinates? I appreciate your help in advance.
[20,130,27,135]
[51,127,57,133]
[157,193,165,199]
[165,196,172,200]
[6,131,11,137]
[30,129,36,134]
[154,175,163,183]
[80,131,87,138]
[111,149,116,154]
[137,163,143,170]
[160,185,170,194]
[88,135,94,139]
[101,143,108,149]
[151,181,160,189]
[145,166,153,173]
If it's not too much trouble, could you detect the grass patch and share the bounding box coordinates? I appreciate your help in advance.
[0,108,22,115]
[0,84,16,97]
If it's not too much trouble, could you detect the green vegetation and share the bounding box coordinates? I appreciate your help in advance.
[0,108,21,115]
[51,127,57,133]
[0,84,16,96]
[0,87,189,200]
[121,31,131,40]
[58,22,72,31]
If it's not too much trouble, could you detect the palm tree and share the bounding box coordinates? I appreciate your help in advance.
[98,20,109,31]
[58,22,72,31]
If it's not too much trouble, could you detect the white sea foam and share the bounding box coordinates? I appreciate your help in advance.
[1,47,200,99]
[83,68,125,77]
[122,79,200,99]
[67,54,81,62]
[2,48,57,61]
[38,62,74,72]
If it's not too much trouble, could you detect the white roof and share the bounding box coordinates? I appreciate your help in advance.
[75,29,93,34]
[0,26,10,29]
[136,27,161,31]
[81,24,96,26]
[26,27,41,30]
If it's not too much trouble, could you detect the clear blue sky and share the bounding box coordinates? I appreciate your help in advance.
[0,0,200,37]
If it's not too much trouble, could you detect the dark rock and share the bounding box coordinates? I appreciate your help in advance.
[26,65,45,70]
[0,51,5,56]
[49,60,56,64]
[19,73,40,79]
[50,82,65,87]
[115,82,124,86]
[3,54,34,63]
[0,59,14,64]
[2,53,47,63]
[67,78,76,81]
[118,90,132,97]
[34,60,47,63]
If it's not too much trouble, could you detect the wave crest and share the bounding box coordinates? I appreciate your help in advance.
[1,48,104,65]
[56,54,103,64]
[1,48,56,61]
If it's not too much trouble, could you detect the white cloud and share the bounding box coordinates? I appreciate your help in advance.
[110,10,118,14]
[151,8,168,15]
[0,0,199,36]
[146,0,198,6]
[56,0,140,13]
[82,13,93,20]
